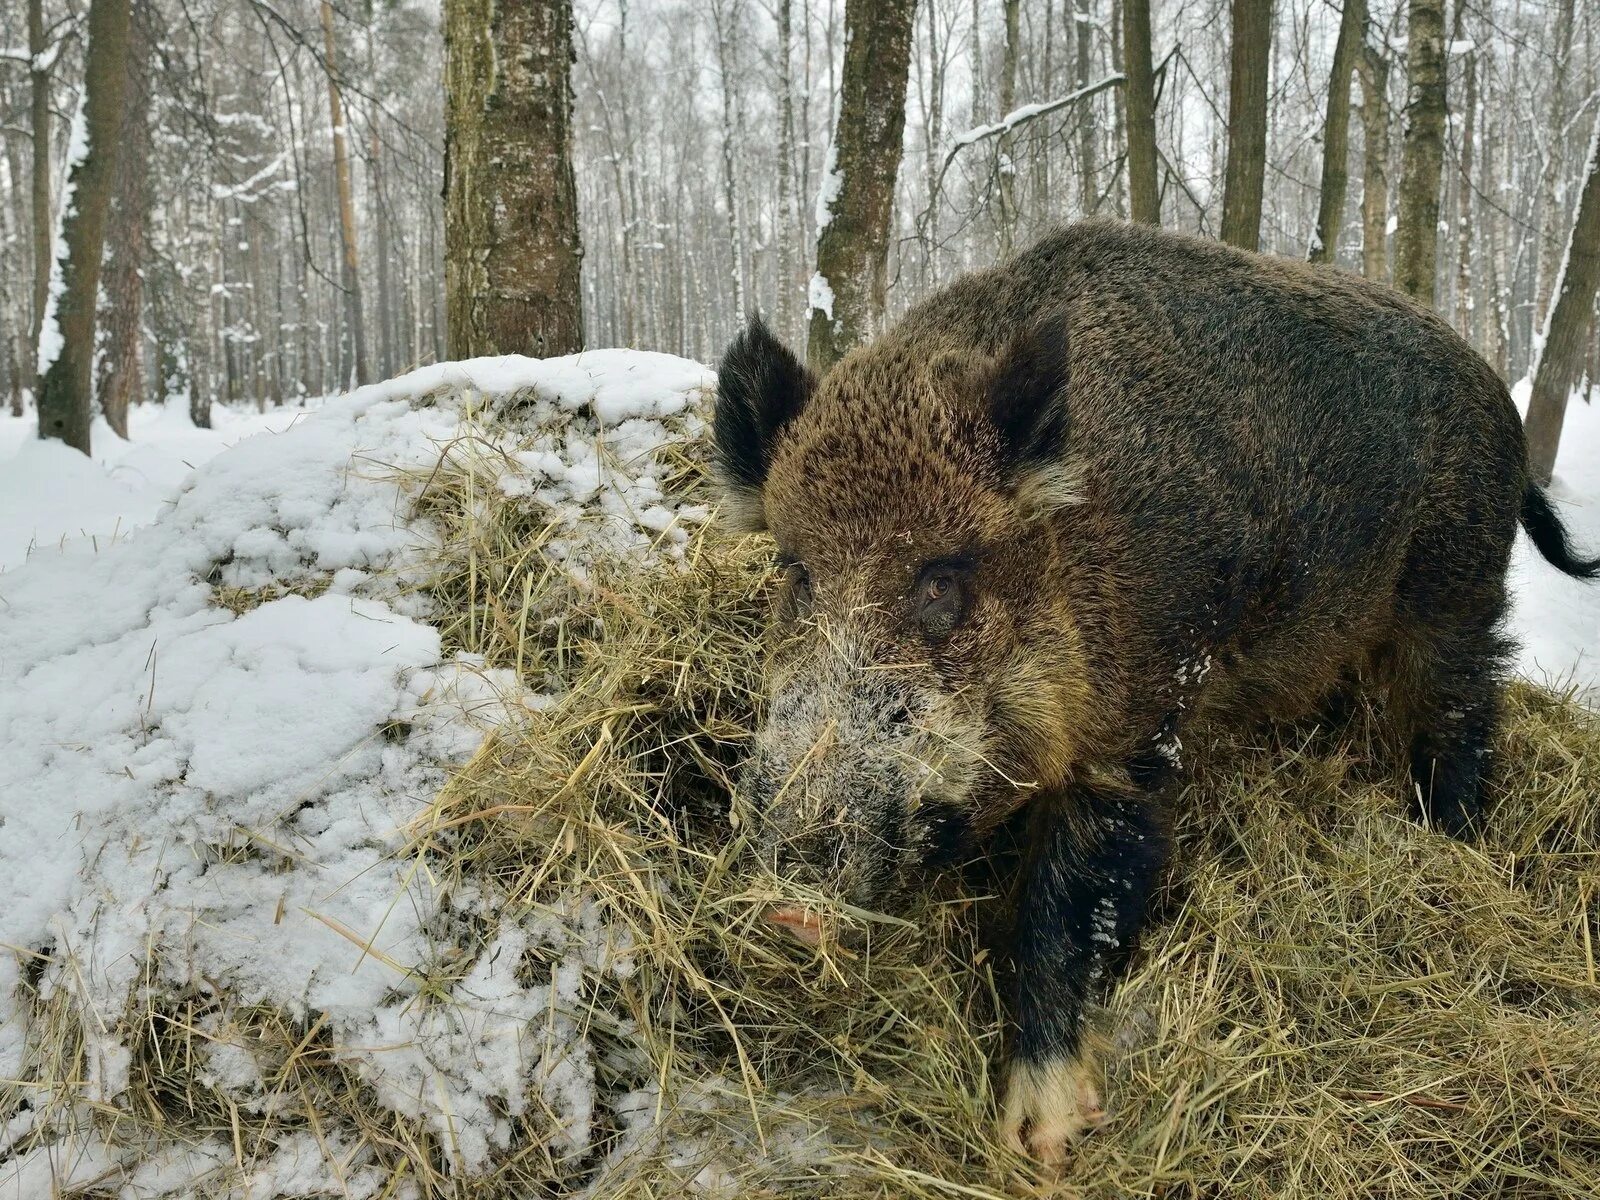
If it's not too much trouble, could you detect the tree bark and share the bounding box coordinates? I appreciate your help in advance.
[1220,0,1272,250]
[1122,0,1160,224]
[1525,118,1600,486]
[777,0,799,333]
[96,3,150,439]
[35,0,131,455]
[1392,0,1447,303]
[1452,14,1476,338]
[1310,0,1365,263]
[444,0,584,358]
[28,0,50,365]
[1075,0,1097,214]
[998,0,1021,255]
[1533,0,1576,329]
[806,0,916,373]
[1357,39,1390,281]
[712,0,748,321]
[319,0,370,385]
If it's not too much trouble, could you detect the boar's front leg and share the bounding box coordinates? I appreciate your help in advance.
[1001,778,1168,1163]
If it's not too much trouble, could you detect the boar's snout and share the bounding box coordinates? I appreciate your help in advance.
[739,669,982,910]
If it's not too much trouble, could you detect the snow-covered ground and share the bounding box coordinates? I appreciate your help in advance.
[0,353,715,1196]
[0,359,1594,1196]
[1508,378,1600,691]
[0,400,313,569]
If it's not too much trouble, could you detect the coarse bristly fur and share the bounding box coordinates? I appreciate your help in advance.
[711,218,1599,1165]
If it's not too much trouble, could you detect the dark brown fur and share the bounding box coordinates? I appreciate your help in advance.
[714,219,1590,1161]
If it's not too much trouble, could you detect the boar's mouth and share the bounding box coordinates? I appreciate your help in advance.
[740,681,988,911]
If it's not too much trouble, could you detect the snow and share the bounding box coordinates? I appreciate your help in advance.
[0,351,715,1195]
[813,137,842,230]
[0,345,1595,1194]
[807,271,836,322]
[1508,378,1600,693]
[35,88,91,378]
[0,400,309,569]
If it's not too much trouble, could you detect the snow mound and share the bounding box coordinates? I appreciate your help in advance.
[0,351,714,1195]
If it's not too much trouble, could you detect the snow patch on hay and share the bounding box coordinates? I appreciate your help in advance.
[0,351,714,1193]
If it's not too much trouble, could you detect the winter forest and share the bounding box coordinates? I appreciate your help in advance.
[2,0,1598,467]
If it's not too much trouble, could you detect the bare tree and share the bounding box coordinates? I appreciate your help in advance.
[1122,0,1159,224]
[96,2,150,438]
[1393,0,1447,303]
[319,0,370,385]
[28,0,50,362]
[444,0,583,358]
[36,0,131,454]
[1524,118,1600,486]
[997,0,1021,254]
[1220,0,1272,250]
[1076,0,1097,213]
[1310,0,1365,263]
[1533,0,1577,328]
[807,0,916,373]
[1357,36,1390,280]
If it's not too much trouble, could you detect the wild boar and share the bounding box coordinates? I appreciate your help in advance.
[712,219,1598,1163]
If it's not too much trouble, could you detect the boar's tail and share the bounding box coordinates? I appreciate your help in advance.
[1521,484,1600,580]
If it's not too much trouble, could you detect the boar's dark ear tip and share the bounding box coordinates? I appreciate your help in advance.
[712,313,815,530]
[987,314,1071,470]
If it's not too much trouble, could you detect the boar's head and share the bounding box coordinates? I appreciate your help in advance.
[714,315,1096,912]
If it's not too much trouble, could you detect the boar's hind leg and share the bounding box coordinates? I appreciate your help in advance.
[1393,607,1512,840]
[1001,783,1168,1162]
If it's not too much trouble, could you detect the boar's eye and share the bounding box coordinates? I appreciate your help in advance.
[917,565,967,638]
[779,560,813,619]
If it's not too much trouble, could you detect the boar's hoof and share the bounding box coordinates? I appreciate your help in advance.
[1000,1055,1106,1165]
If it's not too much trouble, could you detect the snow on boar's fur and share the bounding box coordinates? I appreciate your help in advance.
[712,219,1600,1164]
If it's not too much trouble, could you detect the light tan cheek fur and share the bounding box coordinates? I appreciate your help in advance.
[1000,1053,1107,1166]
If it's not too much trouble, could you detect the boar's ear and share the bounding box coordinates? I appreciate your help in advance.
[714,314,816,532]
[985,316,1082,519]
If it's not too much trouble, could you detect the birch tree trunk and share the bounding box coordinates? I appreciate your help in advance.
[776,0,799,333]
[998,0,1021,255]
[1525,119,1600,486]
[1393,0,1447,303]
[96,2,150,439]
[1453,27,1476,337]
[1533,0,1576,329]
[1220,0,1272,250]
[1076,0,1098,214]
[1357,40,1390,280]
[1123,0,1160,224]
[35,0,131,455]
[28,0,50,365]
[806,0,916,373]
[320,1,370,386]
[444,0,583,358]
[1310,0,1364,263]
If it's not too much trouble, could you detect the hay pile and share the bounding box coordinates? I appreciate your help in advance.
[404,412,1600,1198]
[7,381,1594,1198]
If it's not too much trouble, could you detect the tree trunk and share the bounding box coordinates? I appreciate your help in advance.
[1534,0,1576,329]
[35,0,131,455]
[1524,118,1600,486]
[96,3,150,439]
[1453,26,1476,338]
[444,0,584,358]
[29,0,50,364]
[1357,40,1390,281]
[1392,0,1447,303]
[777,0,799,334]
[712,0,748,322]
[806,0,916,373]
[1310,0,1365,263]
[319,0,370,385]
[1122,0,1160,224]
[1076,0,1097,214]
[1220,0,1272,250]
[998,0,1021,255]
